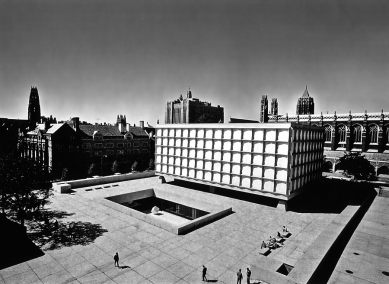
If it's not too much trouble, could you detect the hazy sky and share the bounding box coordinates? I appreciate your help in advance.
[1,0,388,125]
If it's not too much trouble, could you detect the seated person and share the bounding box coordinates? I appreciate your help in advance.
[276,232,284,242]
[261,241,268,249]
[151,206,160,214]
[283,226,289,233]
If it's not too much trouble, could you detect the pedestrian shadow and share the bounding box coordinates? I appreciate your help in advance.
[119,265,130,269]
[206,280,218,283]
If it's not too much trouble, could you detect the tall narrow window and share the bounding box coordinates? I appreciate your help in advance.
[386,126,389,144]
[324,125,332,142]
[338,125,346,143]
[353,125,362,143]
[369,125,378,144]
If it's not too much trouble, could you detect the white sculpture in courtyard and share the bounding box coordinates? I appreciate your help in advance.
[151,206,160,214]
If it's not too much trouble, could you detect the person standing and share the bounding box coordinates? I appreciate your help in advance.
[237,269,243,284]
[114,252,119,268]
[202,265,208,282]
[246,268,251,284]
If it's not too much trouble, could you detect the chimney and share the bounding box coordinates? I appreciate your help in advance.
[71,117,80,133]
[44,120,50,131]
[140,121,144,129]
[126,123,130,132]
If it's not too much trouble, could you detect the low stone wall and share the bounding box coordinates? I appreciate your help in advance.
[53,171,155,193]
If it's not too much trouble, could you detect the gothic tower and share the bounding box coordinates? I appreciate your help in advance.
[260,95,268,123]
[271,98,278,115]
[28,86,41,130]
[296,86,314,115]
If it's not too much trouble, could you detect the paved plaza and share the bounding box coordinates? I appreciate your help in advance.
[1,176,389,284]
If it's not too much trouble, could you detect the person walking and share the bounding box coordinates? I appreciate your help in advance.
[246,268,251,284]
[202,265,208,282]
[237,269,243,284]
[114,252,119,268]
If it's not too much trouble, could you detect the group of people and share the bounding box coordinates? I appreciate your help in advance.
[261,226,290,250]
[202,265,251,283]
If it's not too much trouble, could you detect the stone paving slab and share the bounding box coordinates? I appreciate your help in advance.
[1,176,386,284]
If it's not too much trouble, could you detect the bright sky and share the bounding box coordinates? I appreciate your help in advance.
[1,0,388,125]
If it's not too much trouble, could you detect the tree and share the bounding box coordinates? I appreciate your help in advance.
[87,163,96,176]
[61,168,68,181]
[147,159,155,171]
[337,152,375,180]
[0,154,53,226]
[111,160,119,174]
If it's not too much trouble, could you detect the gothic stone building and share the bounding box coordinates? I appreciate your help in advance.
[165,88,224,124]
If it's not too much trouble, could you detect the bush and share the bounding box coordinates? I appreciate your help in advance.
[337,152,375,180]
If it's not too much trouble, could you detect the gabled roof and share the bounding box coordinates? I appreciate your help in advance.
[46,124,66,134]
[126,126,149,137]
[79,125,122,137]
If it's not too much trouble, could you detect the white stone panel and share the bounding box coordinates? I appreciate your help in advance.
[156,164,161,172]
[222,163,230,173]
[196,160,203,169]
[175,157,181,166]
[189,169,195,178]
[183,129,188,137]
[277,143,288,154]
[162,147,168,155]
[242,177,251,188]
[190,129,196,137]
[182,148,188,157]
[205,140,213,149]
[205,150,212,160]
[232,153,241,163]
[222,174,230,184]
[224,129,232,139]
[233,129,242,139]
[264,168,275,179]
[182,168,187,176]
[222,152,231,161]
[189,159,195,168]
[232,164,240,175]
[163,138,168,145]
[157,129,162,137]
[264,155,275,167]
[233,141,241,151]
[214,151,221,160]
[243,130,252,140]
[206,129,213,138]
[265,142,276,153]
[169,156,174,165]
[254,129,264,140]
[276,169,287,181]
[253,154,263,165]
[169,129,175,137]
[204,171,212,181]
[278,130,289,142]
[243,142,251,152]
[174,167,180,175]
[215,129,222,139]
[263,180,274,192]
[252,179,262,190]
[156,146,162,154]
[189,149,196,158]
[176,139,181,147]
[175,148,181,156]
[213,173,221,183]
[196,170,203,179]
[163,129,168,136]
[276,182,287,195]
[253,166,262,177]
[265,130,276,141]
[197,129,204,138]
[190,139,196,148]
[223,140,231,150]
[242,153,251,164]
[156,138,162,145]
[182,139,188,147]
[197,139,204,148]
[169,147,174,155]
[205,161,212,170]
[156,155,161,163]
[162,156,167,164]
[276,156,288,168]
[253,142,263,153]
[162,165,167,173]
[242,165,251,176]
[213,162,221,171]
[232,175,240,186]
[176,129,181,137]
[197,150,204,159]
[214,140,222,150]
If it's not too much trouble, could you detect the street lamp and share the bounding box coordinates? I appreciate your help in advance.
[100,155,107,176]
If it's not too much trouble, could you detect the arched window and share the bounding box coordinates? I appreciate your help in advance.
[338,125,346,143]
[353,125,362,143]
[324,125,332,143]
[369,124,378,144]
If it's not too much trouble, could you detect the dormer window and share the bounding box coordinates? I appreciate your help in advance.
[93,130,103,141]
